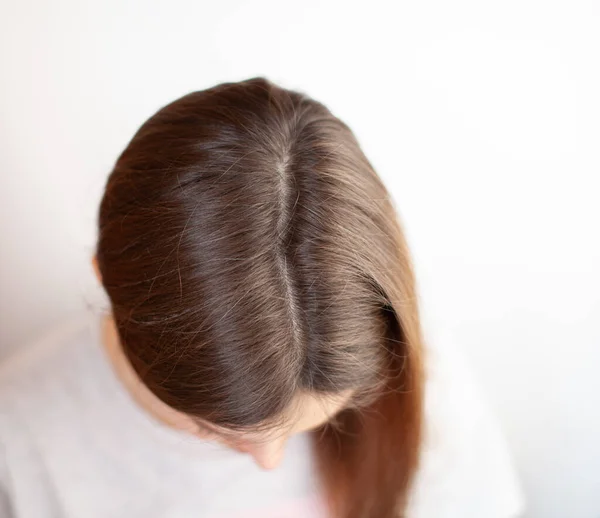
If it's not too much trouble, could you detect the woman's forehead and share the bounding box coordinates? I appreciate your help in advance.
[197,389,355,440]
[290,389,355,428]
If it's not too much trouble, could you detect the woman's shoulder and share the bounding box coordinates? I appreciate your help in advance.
[0,315,100,422]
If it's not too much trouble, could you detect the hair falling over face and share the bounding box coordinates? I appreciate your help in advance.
[96,77,426,518]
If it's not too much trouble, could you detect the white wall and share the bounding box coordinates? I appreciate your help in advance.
[1,1,598,516]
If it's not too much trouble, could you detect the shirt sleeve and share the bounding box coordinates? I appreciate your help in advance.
[406,329,526,518]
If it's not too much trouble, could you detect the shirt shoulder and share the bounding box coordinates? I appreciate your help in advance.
[0,315,105,515]
[0,316,94,400]
[0,314,104,441]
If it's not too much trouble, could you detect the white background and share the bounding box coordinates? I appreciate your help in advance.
[1,1,599,517]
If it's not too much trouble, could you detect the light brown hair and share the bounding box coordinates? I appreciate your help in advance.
[96,77,425,517]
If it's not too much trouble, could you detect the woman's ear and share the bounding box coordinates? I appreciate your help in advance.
[92,255,102,284]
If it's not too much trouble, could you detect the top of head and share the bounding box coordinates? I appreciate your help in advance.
[95,77,412,434]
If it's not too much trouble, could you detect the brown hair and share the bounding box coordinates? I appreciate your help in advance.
[96,77,425,517]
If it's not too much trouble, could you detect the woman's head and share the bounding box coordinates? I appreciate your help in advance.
[96,77,424,517]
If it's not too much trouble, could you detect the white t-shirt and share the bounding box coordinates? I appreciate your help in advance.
[0,313,524,518]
